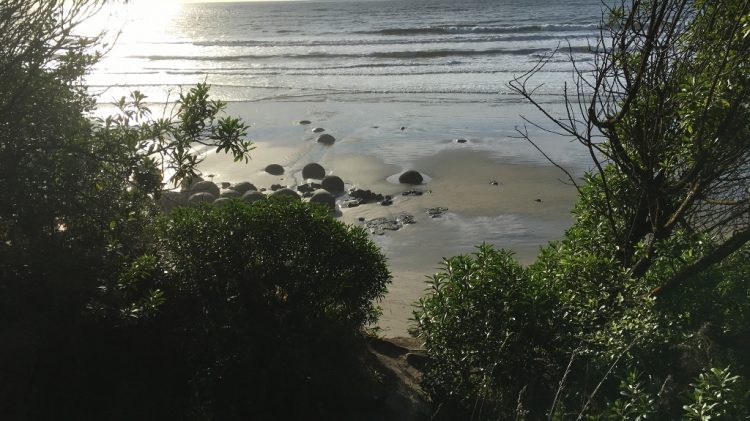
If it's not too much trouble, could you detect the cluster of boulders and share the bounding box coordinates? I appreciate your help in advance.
[364,213,416,235]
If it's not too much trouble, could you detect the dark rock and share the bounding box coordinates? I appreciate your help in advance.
[271,188,300,199]
[312,127,325,133]
[321,175,345,195]
[179,174,204,192]
[157,190,188,212]
[398,214,416,225]
[316,133,336,145]
[346,201,360,208]
[350,188,384,204]
[402,189,424,196]
[265,164,284,175]
[298,120,311,125]
[455,138,468,144]
[270,184,284,191]
[241,190,266,203]
[302,162,326,179]
[400,126,406,131]
[302,191,313,198]
[190,180,220,197]
[309,189,336,210]
[364,213,415,235]
[297,182,321,194]
[358,217,365,222]
[381,199,393,206]
[220,189,241,198]
[220,182,231,189]
[213,197,231,207]
[398,170,423,185]
[188,192,216,205]
[232,181,257,194]
[535,198,542,202]
[260,187,267,192]
[427,207,448,218]
[490,180,499,186]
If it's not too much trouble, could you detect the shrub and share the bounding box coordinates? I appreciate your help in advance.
[156,198,391,419]
[415,245,558,419]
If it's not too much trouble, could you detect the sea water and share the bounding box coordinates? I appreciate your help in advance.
[88,0,603,105]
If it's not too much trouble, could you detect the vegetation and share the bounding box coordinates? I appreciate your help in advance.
[418,0,750,419]
[0,1,390,418]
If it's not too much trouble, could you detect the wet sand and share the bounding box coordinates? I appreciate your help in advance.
[196,99,584,337]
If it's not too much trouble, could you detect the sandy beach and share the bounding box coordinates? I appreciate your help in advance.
[190,98,585,337]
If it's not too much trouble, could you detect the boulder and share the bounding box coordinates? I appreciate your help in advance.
[241,190,266,203]
[321,175,345,195]
[190,180,220,196]
[455,138,468,144]
[398,170,423,185]
[213,197,231,207]
[271,188,300,199]
[220,189,241,198]
[316,134,336,145]
[312,127,325,133]
[188,192,216,205]
[265,164,284,175]
[298,120,312,125]
[302,162,326,179]
[179,174,204,192]
[309,189,336,210]
[232,181,257,194]
[157,190,188,213]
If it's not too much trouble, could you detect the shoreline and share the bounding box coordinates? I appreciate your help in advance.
[189,99,584,337]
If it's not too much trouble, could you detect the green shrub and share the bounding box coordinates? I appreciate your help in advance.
[156,198,391,419]
[416,245,558,419]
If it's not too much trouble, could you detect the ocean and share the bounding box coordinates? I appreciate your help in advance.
[88,0,603,104]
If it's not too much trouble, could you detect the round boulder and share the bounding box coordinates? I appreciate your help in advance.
[265,164,285,176]
[179,174,204,192]
[190,180,220,196]
[312,127,325,133]
[316,134,336,145]
[309,189,335,210]
[157,190,188,213]
[232,181,257,194]
[398,170,424,185]
[188,192,216,205]
[220,189,241,198]
[321,175,345,195]
[241,190,266,203]
[271,188,300,200]
[213,197,231,207]
[302,162,326,179]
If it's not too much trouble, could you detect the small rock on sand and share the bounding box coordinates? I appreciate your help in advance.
[312,127,325,133]
[298,120,311,125]
[265,164,284,175]
[427,207,448,218]
[455,138,468,144]
[316,134,336,145]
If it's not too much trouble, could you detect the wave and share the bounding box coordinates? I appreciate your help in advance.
[357,23,600,36]
[133,46,591,62]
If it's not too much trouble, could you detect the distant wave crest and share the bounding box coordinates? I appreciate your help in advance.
[357,23,600,36]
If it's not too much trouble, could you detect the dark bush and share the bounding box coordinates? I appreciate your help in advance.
[156,197,391,419]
